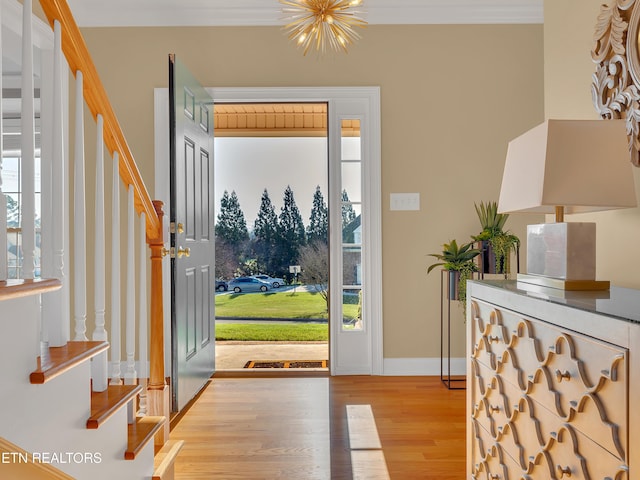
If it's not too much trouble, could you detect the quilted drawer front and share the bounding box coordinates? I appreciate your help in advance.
[471,444,523,480]
[509,315,628,462]
[531,400,629,480]
[471,419,524,480]
[472,402,629,480]
[470,299,628,462]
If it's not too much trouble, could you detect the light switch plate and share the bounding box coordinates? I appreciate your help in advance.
[390,193,420,211]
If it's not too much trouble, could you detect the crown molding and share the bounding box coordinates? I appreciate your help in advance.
[67,0,543,28]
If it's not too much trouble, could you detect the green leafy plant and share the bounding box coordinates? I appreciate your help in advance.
[473,201,508,240]
[472,201,519,274]
[427,239,480,307]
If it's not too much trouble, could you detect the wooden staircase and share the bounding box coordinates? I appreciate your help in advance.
[0,0,183,478]
[0,284,173,478]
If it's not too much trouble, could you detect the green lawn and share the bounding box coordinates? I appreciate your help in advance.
[214,290,358,341]
[215,290,359,320]
[215,323,328,341]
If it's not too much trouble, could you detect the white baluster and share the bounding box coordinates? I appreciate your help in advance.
[91,114,108,392]
[0,0,6,281]
[21,0,35,280]
[46,19,69,347]
[125,185,136,385]
[138,212,148,415]
[39,22,53,354]
[73,70,87,340]
[110,153,122,385]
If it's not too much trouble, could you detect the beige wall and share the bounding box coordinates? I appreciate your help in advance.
[80,23,544,360]
[544,0,640,289]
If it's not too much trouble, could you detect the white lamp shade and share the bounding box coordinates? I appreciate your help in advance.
[498,119,637,214]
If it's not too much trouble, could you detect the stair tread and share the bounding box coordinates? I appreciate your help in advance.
[153,439,185,480]
[87,384,143,429]
[125,416,166,460]
[30,341,110,384]
[0,278,61,301]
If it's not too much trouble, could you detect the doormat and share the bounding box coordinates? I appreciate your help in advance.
[243,360,328,369]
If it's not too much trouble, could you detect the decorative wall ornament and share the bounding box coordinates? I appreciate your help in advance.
[591,0,640,166]
[280,0,367,56]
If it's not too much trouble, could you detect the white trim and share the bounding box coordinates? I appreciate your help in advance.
[383,357,467,376]
[210,87,382,376]
[67,0,543,27]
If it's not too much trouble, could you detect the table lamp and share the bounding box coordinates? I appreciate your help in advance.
[497,119,637,290]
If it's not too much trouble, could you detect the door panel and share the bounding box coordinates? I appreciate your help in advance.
[169,55,215,412]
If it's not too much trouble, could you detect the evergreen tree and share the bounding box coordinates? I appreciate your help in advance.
[5,195,19,228]
[215,190,249,256]
[341,189,357,227]
[307,186,328,245]
[274,185,306,277]
[341,189,358,242]
[252,189,279,273]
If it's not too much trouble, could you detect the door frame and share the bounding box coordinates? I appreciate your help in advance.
[154,86,383,376]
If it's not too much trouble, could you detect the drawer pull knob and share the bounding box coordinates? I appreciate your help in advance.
[555,369,571,382]
[489,335,500,343]
[490,405,500,413]
[489,475,500,479]
[556,465,572,477]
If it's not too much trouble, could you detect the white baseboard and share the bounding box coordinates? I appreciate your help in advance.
[382,357,466,376]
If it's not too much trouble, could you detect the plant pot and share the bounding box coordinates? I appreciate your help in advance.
[480,241,498,274]
[448,270,460,301]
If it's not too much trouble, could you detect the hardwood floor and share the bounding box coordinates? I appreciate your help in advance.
[169,376,466,479]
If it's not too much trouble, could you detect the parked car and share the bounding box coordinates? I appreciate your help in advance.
[215,279,228,292]
[251,274,285,288]
[228,276,271,293]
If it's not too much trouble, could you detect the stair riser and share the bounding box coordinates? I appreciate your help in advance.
[0,296,41,378]
[0,297,155,479]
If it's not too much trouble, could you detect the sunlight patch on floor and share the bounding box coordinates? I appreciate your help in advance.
[346,405,390,480]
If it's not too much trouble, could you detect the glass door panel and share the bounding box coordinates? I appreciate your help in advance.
[340,119,362,331]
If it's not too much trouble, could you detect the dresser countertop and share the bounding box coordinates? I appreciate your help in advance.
[470,279,640,325]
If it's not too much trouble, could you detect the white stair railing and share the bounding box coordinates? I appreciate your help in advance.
[1,0,161,417]
[138,212,148,415]
[41,18,69,348]
[125,185,137,385]
[92,114,108,392]
[72,70,87,341]
[110,154,123,386]
[20,0,36,281]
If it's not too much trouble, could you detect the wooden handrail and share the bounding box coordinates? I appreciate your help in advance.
[37,0,161,241]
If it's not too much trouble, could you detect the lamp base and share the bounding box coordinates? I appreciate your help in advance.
[516,273,610,291]
[527,222,596,280]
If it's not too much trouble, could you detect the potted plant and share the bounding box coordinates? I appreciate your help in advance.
[427,239,480,304]
[472,201,520,275]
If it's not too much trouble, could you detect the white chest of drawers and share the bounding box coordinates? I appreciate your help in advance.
[467,280,640,480]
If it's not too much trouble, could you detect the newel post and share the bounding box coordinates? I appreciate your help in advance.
[147,200,170,445]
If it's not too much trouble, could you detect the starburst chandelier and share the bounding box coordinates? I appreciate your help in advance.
[280,0,367,56]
